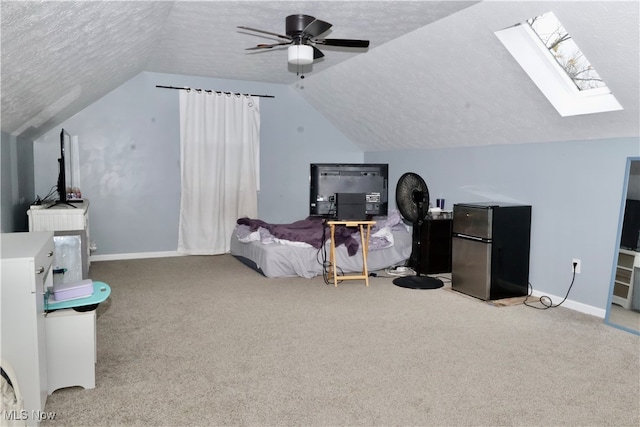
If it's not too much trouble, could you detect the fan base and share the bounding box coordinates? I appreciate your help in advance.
[393,276,444,290]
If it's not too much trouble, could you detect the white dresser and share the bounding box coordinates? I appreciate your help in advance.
[1,232,54,426]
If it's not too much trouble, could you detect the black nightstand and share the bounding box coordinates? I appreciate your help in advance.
[418,216,452,274]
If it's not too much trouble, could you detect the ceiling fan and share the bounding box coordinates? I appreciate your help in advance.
[238,14,370,67]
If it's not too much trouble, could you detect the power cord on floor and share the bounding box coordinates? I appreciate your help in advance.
[317,220,345,286]
[524,262,577,310]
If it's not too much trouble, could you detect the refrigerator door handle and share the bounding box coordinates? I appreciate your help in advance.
[453,233,491,243]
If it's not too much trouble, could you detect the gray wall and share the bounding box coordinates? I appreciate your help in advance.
[27,69,640,312]
[1,131,34,232]
[1,132,12,232]
[365,138,640,310]
[33,72,362,255]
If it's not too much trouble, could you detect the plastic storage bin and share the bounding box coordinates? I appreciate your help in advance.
[53,279,93,302]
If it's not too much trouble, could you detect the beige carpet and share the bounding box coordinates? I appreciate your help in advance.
[43,255,640,426]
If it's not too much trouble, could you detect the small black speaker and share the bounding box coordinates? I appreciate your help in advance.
[336,193,366,220]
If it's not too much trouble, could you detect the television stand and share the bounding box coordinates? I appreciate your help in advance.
[326,220,376,287]
[49,201,77,208]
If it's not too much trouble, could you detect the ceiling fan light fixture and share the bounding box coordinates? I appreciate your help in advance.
[288,44,313,65]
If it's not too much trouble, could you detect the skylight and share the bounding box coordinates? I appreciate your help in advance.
[495,11,622,117]
[526,11,605,91]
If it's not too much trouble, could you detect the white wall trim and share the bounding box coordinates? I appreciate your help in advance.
[530,289,606,318]
[90,251,187,262]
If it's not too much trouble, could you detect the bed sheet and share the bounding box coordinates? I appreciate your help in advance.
[230,227,412,278]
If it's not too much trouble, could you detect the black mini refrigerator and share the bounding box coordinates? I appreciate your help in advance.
[451,203,531,301]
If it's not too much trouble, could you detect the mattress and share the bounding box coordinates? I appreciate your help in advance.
[230,226,412,278]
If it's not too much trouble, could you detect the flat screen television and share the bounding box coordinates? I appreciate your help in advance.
[309,163,388,218]
[57,129,71,204]
[51,128,80,207]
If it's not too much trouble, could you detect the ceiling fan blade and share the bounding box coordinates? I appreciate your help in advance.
[312,45,325,59]
[315,38,370,48]
[286,14,317,36]
[245,42,292,50]
[237,26,290,41]
[303,19,332,37]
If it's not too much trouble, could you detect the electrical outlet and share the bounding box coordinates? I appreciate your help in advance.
[572,258,581,274]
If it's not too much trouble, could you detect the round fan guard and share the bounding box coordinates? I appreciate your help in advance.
[393,172,444,290]
[396,172,429,223]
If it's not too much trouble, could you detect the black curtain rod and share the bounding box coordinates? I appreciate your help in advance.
[156,85,274,98]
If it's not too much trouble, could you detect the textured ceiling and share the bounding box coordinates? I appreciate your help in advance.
[298,1,640,150]
[1,1,638,150]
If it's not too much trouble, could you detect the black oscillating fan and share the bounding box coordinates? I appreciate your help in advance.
[393,172,444,289]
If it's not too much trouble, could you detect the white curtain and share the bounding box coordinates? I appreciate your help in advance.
[177,90,260,255]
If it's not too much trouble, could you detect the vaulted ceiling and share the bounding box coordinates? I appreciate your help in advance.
[2,1,638,150]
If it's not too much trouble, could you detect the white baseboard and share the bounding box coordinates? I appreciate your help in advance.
[90,251,187,262]
[530,289,606,318]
